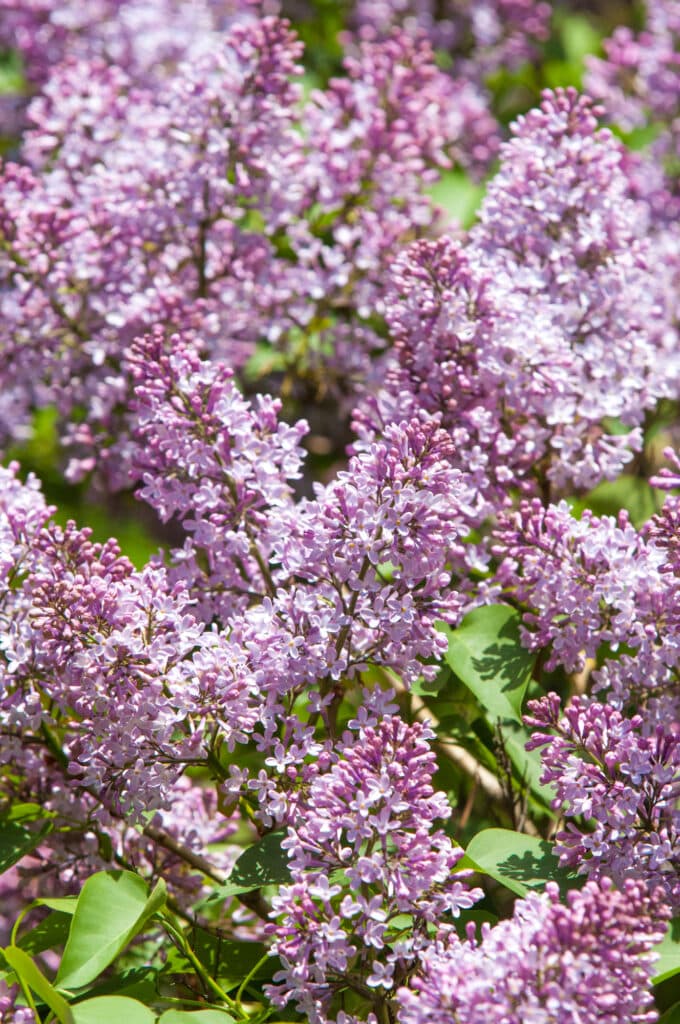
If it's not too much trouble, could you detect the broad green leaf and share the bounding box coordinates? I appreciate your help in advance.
[56,871,166,991]
[71,996,155,1024]
[0,820,50,874]
[659,1003,680,1024]
[440,605,535,724]
[228,832,291,889]
[5,803,49,824]
[158,1012,236,1023]
[2,946,74,1024]
[462,828,566,897]
[19,911,73,956]
[654,918,680,983]
[73,966,159,1003]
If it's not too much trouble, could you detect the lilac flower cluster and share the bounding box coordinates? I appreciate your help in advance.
[0,462,258,830]
[267,717,482,1024]
[356,89,676,504]
[398,878,668,1024]
[526,695,680,905]
[494,491,680,901]
[586,0,680,226]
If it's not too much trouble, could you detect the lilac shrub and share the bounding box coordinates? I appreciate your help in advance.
[0,3,678,1022]
[0,15,496,460]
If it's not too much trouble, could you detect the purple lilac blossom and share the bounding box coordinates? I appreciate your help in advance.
[526,695,680,906]
[355,89,675,503]
[267,716,482,1024]
[494,494,680,899]
[0,464,259,828]
[397,878,668,1024]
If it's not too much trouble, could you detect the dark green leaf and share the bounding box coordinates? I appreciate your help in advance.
[659,1003,680,1024]
[176,931,271,987]
[0,820,50,874]
[158,1012,236,1023]
[228,832,291,889]
[19,911,73,956]
[56,871,166,991]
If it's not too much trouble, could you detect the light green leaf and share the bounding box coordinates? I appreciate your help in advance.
[2,946,74,1024]
[0,820,50,874]
[56,871,166,991]
[426,169,485,229]
[653,918,680,983]
[463,828,568,897]
[440,605,535,724]
[158,1011,236,1023]
[71,996,156,1024]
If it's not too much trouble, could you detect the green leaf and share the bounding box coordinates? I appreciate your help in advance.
[71,996,156,1024]
[2,946,74,1024]
[440,605,536,724]
[498,720,556,805]
[573,474,660,528]
[74,966,160,1003]
[0,820,50,874]
[228,832,291,889]
[654,918,680,984]
[158,1012,236,1023]
[426,169,485,229]
[56,871,166,991]
[19,911,73,956]
[462,828,569,897]
[659,1003,680,1024]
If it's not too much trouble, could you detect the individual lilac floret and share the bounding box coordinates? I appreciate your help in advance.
[397,877,668,1024]
[526,694,680,907]
[267,716,482,1024]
